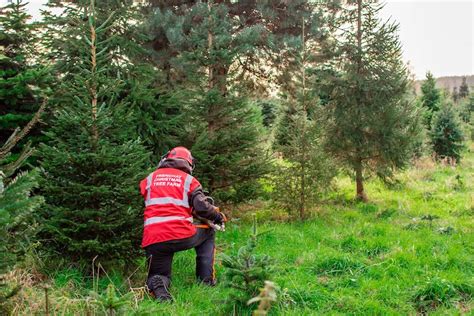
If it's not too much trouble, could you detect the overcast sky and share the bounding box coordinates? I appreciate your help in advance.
[3,0,473,79]
[379,0,473,79]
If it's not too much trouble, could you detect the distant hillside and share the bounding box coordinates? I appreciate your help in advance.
[414,75,474,95]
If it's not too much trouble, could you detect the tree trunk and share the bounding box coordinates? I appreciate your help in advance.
[299,164,305,220]
[299,18,306,221]
[89,2,99,144]
[355,161,367,202]
[354,0,366,202]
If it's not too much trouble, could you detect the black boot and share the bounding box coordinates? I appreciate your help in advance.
[147,275,172,302]
[200,276,216,287]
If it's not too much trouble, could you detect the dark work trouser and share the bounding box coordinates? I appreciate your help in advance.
[145,228,216,284]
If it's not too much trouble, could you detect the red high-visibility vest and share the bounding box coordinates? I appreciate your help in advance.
[140,167,201,248]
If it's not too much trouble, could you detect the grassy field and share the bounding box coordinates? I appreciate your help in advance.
[8,144,474,315]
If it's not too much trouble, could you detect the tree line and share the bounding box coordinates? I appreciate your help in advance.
[1,0,472,281]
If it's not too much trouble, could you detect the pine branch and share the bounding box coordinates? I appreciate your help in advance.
[0,99,46,160]
[1,142,34,178]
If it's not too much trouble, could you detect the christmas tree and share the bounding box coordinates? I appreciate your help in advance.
[273,20,335,219]
[452,87,459,103]
[430,102,465,162]
[321,0,421,201]
[38,0,150,266]
[420,72,441,127]
[221,216,275,306]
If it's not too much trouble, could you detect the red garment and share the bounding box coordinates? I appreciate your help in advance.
[140,167,201,247]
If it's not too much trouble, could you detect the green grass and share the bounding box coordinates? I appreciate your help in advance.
[8,144,474,315]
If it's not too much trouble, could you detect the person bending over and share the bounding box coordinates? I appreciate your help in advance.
[140,146,226,302]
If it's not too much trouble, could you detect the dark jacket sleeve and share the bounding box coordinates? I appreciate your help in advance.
[190,187,220,221]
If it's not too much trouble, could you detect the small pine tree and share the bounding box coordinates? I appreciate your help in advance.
[38,0,150,266]
[458,77,470,99]
[273,110,334,219]
[430,103,465,162]
[0,0,50,163]
[89,283,134,315]
[273,21,335,219]
[420,72,441,127]
[0,102,45,311]
[221,216,275,306]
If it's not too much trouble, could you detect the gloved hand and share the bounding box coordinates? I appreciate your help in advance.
[214,208,227,225]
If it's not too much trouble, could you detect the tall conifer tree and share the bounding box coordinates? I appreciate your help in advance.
[38,0,150,265]
[322,0,421,201]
